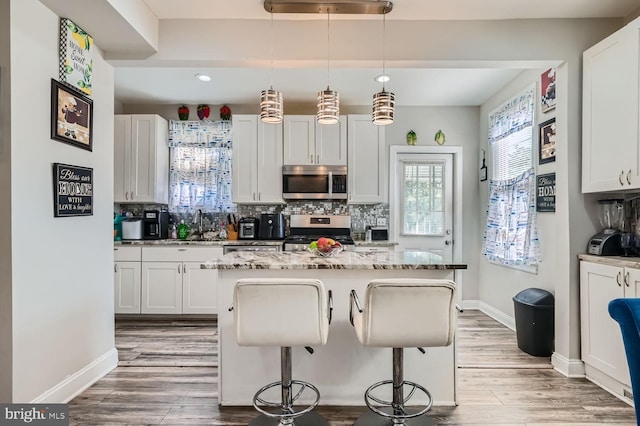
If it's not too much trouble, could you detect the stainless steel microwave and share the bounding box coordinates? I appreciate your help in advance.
[282,165,347,200]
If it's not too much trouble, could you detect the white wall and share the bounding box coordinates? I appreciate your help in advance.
[0,0,13,403]
[10,0,116,402]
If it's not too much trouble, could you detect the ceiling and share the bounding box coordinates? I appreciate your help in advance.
[110,0,640,108]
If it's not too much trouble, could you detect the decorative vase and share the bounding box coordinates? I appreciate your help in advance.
[197,104,210,120]
[406,130,417,145]
[178,105,190,120]
[435,129,446,145]
[220,105,231,121]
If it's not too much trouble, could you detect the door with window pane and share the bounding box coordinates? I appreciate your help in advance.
[394,153,453,260]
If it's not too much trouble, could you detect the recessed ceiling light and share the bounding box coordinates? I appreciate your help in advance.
[374,74,390,83]
[195,73,211,82]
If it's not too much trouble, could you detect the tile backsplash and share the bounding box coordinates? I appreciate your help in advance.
[115,201,389,239]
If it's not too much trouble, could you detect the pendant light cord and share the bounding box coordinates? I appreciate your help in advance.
[326,10,331,89]
[270,8,275,88]
[382,13,386,91]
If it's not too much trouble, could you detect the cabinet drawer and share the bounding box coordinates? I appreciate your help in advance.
[142,246,224,262]
[114,246,142,261]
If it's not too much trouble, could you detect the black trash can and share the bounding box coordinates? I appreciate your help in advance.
[513,288,554,357]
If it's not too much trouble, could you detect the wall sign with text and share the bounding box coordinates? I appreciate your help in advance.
[536,173,556,213]
[59,18,93,95]
[52,163,93,217]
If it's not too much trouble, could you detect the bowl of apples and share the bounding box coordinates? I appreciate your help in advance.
[308,237,343,257]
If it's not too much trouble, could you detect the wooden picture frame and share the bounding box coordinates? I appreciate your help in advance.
[541,68,556,112]
[51,79,93,151]
[538,117,556,164]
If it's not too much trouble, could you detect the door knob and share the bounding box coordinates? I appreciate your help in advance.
[445,240,452,245]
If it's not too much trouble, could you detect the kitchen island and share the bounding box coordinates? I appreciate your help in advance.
[202,250,467,407]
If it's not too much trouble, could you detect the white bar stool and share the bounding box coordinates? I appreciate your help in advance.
[349,278,457,426]
[233,278,333,426]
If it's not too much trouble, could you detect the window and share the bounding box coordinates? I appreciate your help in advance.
[402,161,445,235]
[482,85,540,268]
[168,121,235,213]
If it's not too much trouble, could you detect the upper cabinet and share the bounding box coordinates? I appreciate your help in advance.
[232,115,284,204]
[582,22,640,193]
[283,115,347,165]
[347,115,387,204]
[114,114,169,203]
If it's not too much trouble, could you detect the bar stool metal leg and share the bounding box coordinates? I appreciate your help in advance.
[250,347,329,426]
[355,348,436,426]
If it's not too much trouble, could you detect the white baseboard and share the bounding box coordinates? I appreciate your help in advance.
[460,299,479,311]
[477,301,516,331]
[551,352,585,378]
[32,348,118,403]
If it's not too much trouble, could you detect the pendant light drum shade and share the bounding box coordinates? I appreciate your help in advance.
[372,90,394,125]
[317,88,340,124]
[261,87,283,123]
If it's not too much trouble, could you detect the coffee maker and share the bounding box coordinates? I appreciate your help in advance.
[143,210,169,240]
[258,213,285,240]
[587,199,624,255]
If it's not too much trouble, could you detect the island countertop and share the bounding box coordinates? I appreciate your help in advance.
[201,250,467,270]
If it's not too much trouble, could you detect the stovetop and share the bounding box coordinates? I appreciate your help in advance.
[284,234,355,245]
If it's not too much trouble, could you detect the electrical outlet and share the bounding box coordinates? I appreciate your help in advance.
[376,217,387,227]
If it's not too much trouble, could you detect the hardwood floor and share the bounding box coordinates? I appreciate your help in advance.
[69,311,637,425]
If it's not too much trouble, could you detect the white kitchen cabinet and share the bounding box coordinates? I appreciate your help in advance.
[141,246,223,314]
[582,21,640,192]
[580,260,640,399]
[347,115,387,203]
[114,246,142,314]
[232,115,283,204]
[283,115,346,165]
[114,114,169,203]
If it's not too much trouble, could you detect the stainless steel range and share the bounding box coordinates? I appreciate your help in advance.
[284,215,355,251]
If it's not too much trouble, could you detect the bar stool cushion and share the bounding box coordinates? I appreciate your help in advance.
[234,278,330,347]
[352,278,456,348]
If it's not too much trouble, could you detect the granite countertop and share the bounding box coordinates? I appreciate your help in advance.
[202,250,467,270]
[578,253,640,268]
[115,239,284,247]
[353,240,398,247]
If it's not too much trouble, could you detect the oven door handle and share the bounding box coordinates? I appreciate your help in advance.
[328,171,333,197]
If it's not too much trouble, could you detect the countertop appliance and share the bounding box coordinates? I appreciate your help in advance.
[587,199,625,255]
[258,213,285,240]
[284,214,354,251]
[238,217,260,240]
[121,218,143,240]
[143,210,169,240]
[282,165,347,200]
[370,227,389,241]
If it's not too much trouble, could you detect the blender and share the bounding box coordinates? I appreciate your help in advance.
[587,199,625,255]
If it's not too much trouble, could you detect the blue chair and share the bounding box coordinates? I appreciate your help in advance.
[608,298,640,425]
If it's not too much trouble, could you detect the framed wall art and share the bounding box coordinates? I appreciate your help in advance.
[52,163,93,217]
[59,18,93,95]
[541,68,556,112]
[538,117,556,164]
[536,173,556,212]
[51,79,93,151]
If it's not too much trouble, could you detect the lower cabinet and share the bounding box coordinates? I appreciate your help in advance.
[114,245,222,315]
[580,259,640,401]
[114,246,142,314]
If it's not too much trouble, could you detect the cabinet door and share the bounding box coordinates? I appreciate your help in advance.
[141,262,182,314]
[182,262,218,314]
[114,115,132,202]
[130,115,158,202]
[114,261,141,314]
[283,116,315,165]
[625,267,640,298]
[582,27,639,192]
[347,115,387,203]
[257,120,284,203]
[316,117,347,165]
[232,115,259,203]
[580,261,627,384]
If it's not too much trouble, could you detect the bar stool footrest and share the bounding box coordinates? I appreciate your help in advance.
[364,379,433,420]
[249,411,330,426]
[253,379,321,421]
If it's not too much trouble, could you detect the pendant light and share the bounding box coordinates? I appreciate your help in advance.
[317,10,339,125]
[260,10,283,124]
[372,13,394,125]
